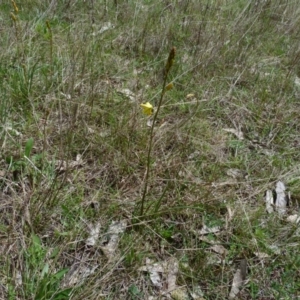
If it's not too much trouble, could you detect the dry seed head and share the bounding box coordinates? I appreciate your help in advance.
[46,20,51,31]
[10,12,17,22]
[11,0,19,14]
[165,47,176,76]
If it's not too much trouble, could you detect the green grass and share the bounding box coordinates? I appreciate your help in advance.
[1,0,300,299]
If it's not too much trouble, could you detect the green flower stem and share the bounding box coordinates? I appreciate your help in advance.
[140,47,175,216]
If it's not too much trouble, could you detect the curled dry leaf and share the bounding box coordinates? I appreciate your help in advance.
[198,224,220,235]
[206,252,222,265]
[286,214,300,224]
[149,269,162,287]
[92,22,115,36]
[167,257,179,292]
[209,244,228,256]
[295,76,300,88]
[227,206,234,222]
[62,263,98,288]
[254,252,270,259]
[275,181,287,215]
[198,235,221,245]
[223,128,244,140]
[138,259,164,287]
[229,268,244,299]
[170,288,189,300]
[147,118,155,127]
[86,222,101,246]
[226,168,244,179]
[188,151,200,160]
[5,126,22,136]
[190,285,205,300]
[138,257,180,294]
[118,88,136,102]
[186,93,195,98]
[100,220,127,261]
[55,154,84,172]
[265,190,275,214]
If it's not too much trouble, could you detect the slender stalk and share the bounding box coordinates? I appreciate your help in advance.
[140,47,176,216]
[46,21,53,74]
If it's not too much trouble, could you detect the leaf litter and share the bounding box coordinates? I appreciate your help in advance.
[265,181,298,222]
[100,220,127,261]
[229,259,247,299]
[138,257,189,299]
[85,222,101,247]
[275,181,288,215]
[223,128,244,140]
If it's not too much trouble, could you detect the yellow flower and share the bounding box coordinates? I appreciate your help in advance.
[140,102,153,116]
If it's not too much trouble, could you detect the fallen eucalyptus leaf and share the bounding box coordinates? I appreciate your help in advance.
[275,181,287,215]
[229,268,243,299]
[265,190,275,214]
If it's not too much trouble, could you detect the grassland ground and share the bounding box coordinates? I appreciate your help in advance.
[0,1,300,299]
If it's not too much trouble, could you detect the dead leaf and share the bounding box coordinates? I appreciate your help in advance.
[86,222,101,246]
[286,214,300,224]
[190,285,205,300]
[206,252,222,265]
[265,189,275,214]
[147,118,155,127]
[294,76,300,88]
[226,168,244,179]
[209,244,228,256]
[62,263,98,287]
[186,93,195,99]
[227,206,235,222]
[267,244,281,255]
[5,126,22,136]
[188,151,200,160]
[275,181,287,215]
[170,287,189,300]
[229,268,244,299]
[254,252,270,259]
[223,128,244,140]
[198,224,220,235]
[100,220,127,260]
[198,235,221,245]
[167,257,179,292]
[138,258,181,295]
[148,265,162,287]
[117,88,136,102]
[55,154,84,171]
[92,22,115,36]
[138,258,164,287]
